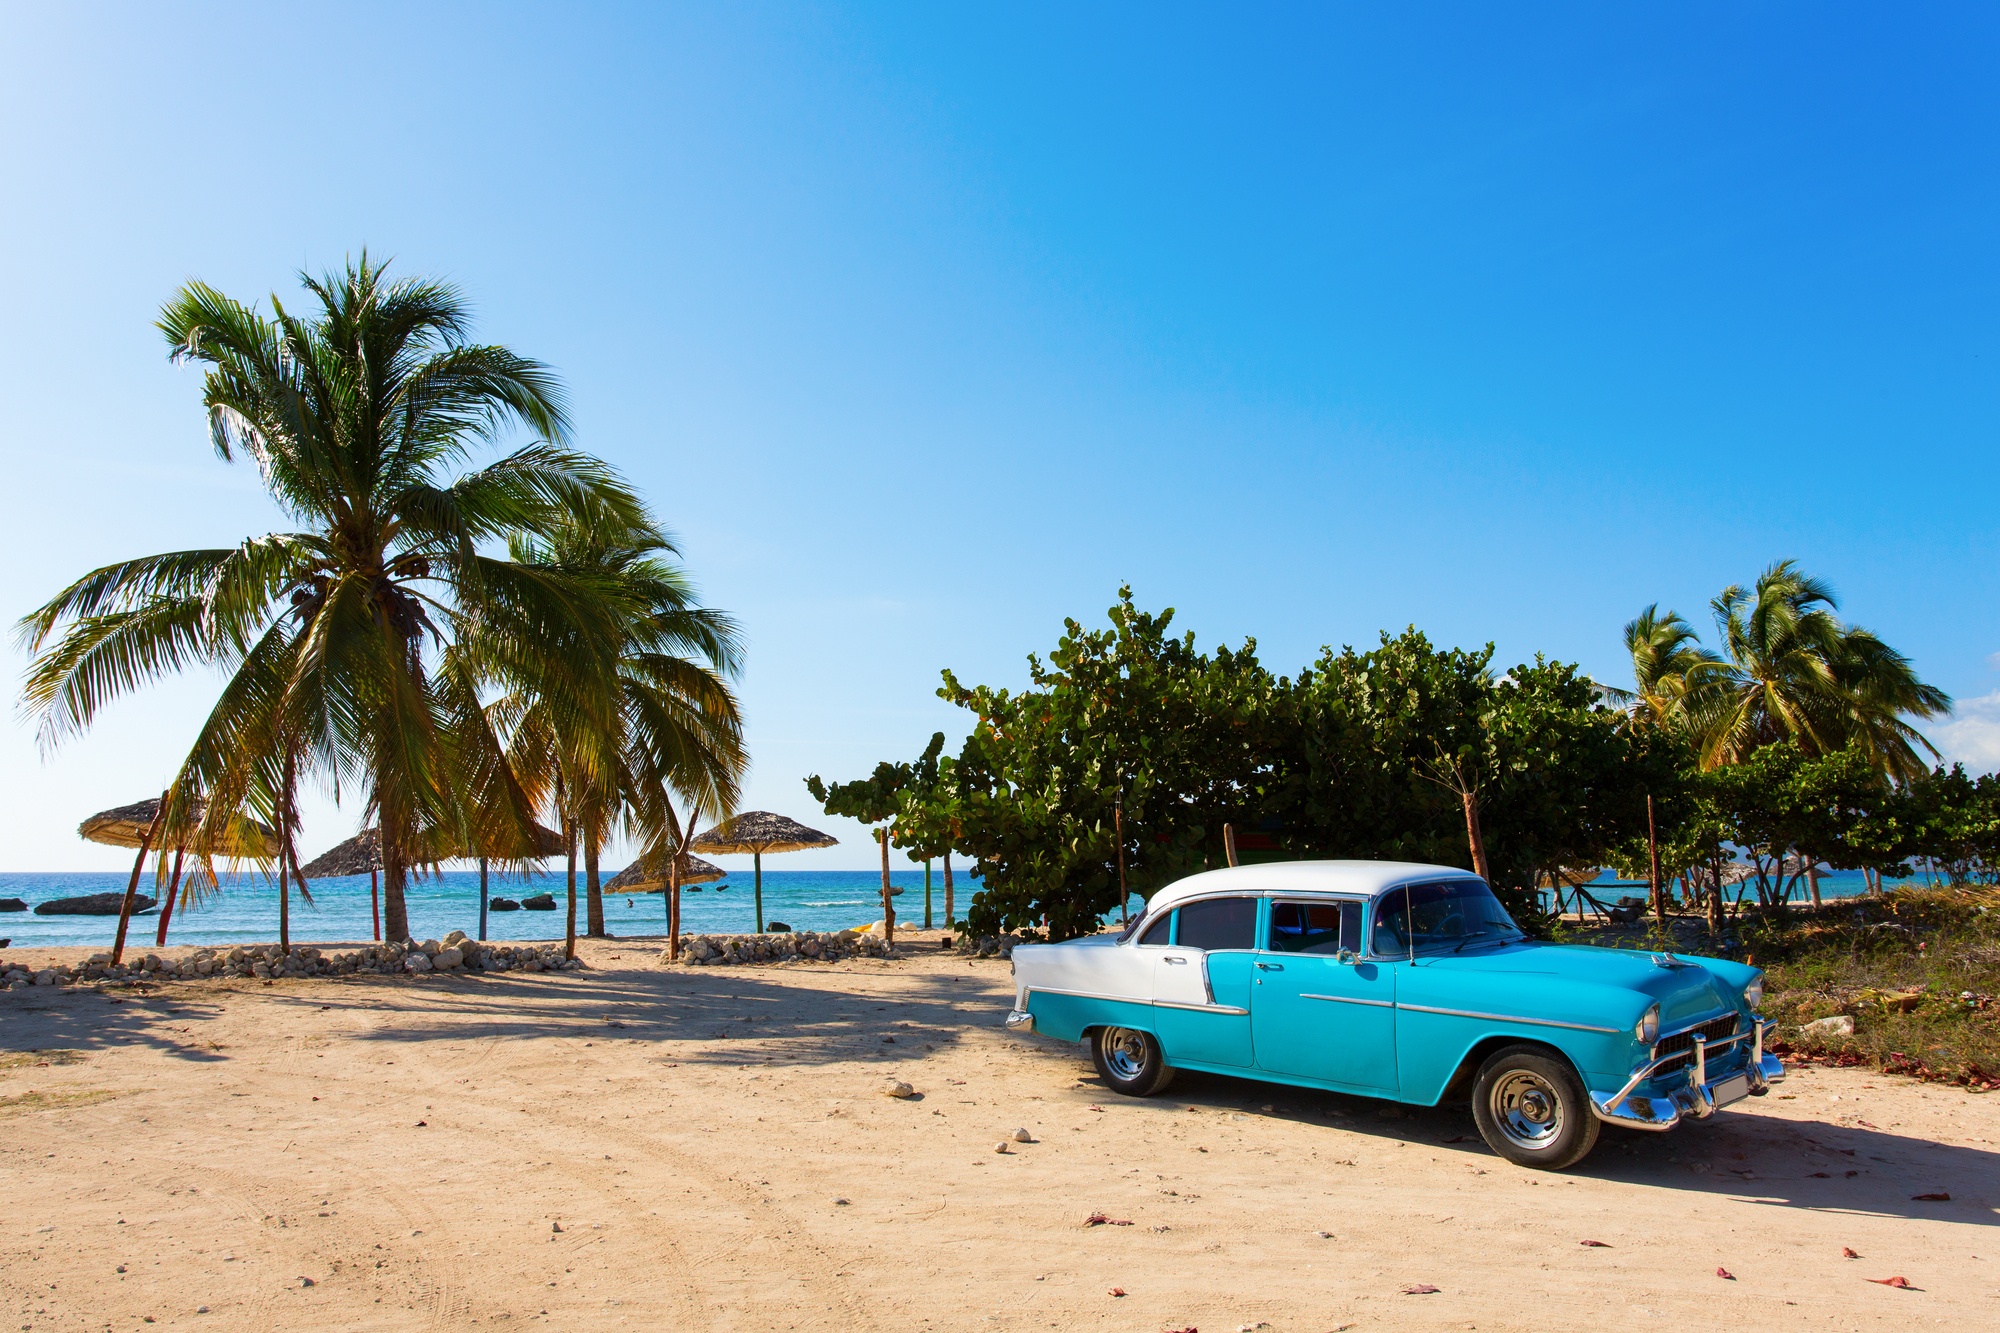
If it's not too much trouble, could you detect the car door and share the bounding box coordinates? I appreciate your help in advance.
[1150,896,1257,1068]
[1250,897,1398,1094]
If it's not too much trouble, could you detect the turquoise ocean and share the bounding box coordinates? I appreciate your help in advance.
[0,866,1884,951]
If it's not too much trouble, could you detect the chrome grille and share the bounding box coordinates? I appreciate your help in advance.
[1652,1014,1740,1076]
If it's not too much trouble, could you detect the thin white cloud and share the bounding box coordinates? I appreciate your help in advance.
[1928,690,2000,772]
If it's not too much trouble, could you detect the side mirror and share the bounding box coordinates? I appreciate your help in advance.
[1335,948,1358,965]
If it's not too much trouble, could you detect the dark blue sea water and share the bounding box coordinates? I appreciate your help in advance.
[0,868,992,950]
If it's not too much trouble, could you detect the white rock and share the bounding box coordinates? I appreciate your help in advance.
[1010,1127,1033,1143]
[880,1079,916,1099]
[1802,1015,1854,1038]
[435,947,463,970]
[405,953,433,973]
[992,1141,1011,1154]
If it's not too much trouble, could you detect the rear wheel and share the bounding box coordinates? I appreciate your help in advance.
[1470,1044,1600,1170]
[1090,1026,1176,1097]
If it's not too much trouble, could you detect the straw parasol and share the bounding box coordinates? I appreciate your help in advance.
[300,822,565,943]
[606,854,726,893]
[80,795,278,962]
[691,812,838,933]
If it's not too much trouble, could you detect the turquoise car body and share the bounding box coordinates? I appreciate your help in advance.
[1006,861,1783,1132]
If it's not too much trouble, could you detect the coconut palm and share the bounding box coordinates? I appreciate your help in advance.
[1695,561,1948,780]
[1605,604,1721,731]
[488,519,745,956]
[18,256,648,942]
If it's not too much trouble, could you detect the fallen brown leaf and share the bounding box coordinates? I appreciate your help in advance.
[1083,1213,1133,1227]
[1401,1284,1440,1295]
[1842,1247,1860,1260]
[1911,1192,1951,1201]
[1107,1287,1126,1298]
[1867,1276,1915,1289]
[1580,1240,1611,1248]
[1716,1267,1735,1280]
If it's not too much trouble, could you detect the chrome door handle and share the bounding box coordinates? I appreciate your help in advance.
[1163,957,1188,965]
[1256,962,1284,971]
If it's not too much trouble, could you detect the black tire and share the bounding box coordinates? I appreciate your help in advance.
[1469,1044,1601,1171]
[1089,1026,1176,1097]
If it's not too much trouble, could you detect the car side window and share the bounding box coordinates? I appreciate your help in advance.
[1175,896,1258,951]
[1269,900,1361,954]
[1138,911,1174,946]
[1372,891,1410,956]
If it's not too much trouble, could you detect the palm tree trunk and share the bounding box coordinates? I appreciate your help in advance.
[371,868,381,941]
[153,848,186,947]
[478,857,489,942]
[943,850,955,929]
[1806,859,1823,908]
[563,816,578,962]
[1647,795,1664,929]
[278,745,297,955]
[382,849,411,944]
[879,827,896,946]
[110,789,167,965]
[585,830,605,937]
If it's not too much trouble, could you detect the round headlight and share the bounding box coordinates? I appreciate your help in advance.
[1635,1004,1660,1045]
[1743,973,1764,1012]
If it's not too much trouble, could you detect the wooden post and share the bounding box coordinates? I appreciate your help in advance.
[370,868,381,941]
[879,827,896,946]
[1115,798,1128,925]
[1223,822,1239,868]
[479,857,489,942]
[924,859,933,930]
[153,847,187,947]
[753,849,765,933]
[110,792,166,966]
[668,848,683,959]
[1647,794,1664,928]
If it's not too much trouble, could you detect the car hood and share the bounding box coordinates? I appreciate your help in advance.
[1414,941,1738,1031]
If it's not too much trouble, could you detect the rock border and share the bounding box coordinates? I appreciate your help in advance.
[0,930,584,989]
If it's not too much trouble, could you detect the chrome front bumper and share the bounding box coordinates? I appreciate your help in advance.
[1589,1018,1784,1132]
[1004,1009,1035,1033]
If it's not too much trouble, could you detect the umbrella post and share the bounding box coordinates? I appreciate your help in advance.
[371,869,380,942]
[154,846,187,947]
[924,859,933,930]
[753,850,763,933]
[479,857,489,942]
[943,850,954,929]
[109,799,164,966]
[668,854,682,959]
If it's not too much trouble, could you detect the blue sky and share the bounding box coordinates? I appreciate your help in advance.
[3,4,1996,872]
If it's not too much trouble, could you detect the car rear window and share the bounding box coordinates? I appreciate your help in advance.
[1174,896,1258,951]
[1268,900,1362,954]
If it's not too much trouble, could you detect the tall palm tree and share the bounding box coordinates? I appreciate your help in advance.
[489,519,745,955]
[1607,604,1721,731]
[18,256,648,942]
[1695,561,1948,780]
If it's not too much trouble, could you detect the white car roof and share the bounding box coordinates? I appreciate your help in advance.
[1144,860,1482,914]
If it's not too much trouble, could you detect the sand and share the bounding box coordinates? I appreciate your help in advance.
[0,934,1995,1331]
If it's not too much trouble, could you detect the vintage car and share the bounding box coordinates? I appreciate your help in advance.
[1004,860,1783,1169]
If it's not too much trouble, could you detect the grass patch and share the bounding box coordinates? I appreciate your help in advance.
[0,1049,84,1070]
[0,1089,120,1115]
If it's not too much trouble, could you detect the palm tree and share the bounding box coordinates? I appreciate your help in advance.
[490,519,745,956]
[1607,604,1721,731]
[18,256,648,942]
[1695,561,1949,780]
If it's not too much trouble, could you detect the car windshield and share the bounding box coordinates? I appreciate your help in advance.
[1371,880,1523,956]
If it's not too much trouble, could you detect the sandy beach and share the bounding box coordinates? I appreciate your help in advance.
[1,936,1996,1331]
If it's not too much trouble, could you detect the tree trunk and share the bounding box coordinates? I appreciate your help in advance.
[1647,794,1664,928]
[478,857,489,942]
[1223,822,1239,868]
[943,850,955,929]
[1461,789,1491,882]
[153,847,186,947]
[1806,859,1823,908]
[1705,862,1723,935]
[585,830,605,937]
[371,868,381,941]
[563,817,578,962]
[382,849,411,944]
[278,746,297,955]
[1115,801,1127,925]
[668,850,683,960]
[110,789,167,965]
[879,827,896,946]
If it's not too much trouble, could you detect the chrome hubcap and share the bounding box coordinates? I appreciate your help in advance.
[1102,1028,1150,1081]
[1490,1070,1564,1149]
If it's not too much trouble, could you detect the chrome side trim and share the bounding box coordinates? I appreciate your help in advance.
[1396,1002,1621,1034]
[1152,999,1250,1016]
[1019,984,1150,1004]
[1298,993,1394,1008]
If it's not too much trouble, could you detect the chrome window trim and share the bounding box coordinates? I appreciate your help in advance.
[1264,894,1369,956]
[1298,993,1394,1009]
[1396,1002,1622,1035]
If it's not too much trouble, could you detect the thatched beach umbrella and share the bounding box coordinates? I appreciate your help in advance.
[80,795,277,963]
[691,812,837,933]
[605,854,726,893]
[301,822,564,942]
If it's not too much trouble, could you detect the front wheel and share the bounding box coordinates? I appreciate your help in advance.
[1090,1026,1176,1097]
[1470,1044,1600,1170]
